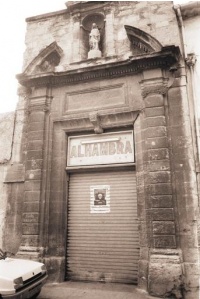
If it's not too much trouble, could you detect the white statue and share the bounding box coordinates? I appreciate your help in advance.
[89,23,100,51]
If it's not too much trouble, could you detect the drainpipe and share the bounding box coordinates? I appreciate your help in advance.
[174,4,200,162]
[186,53,200,162]
[174,5,187,59]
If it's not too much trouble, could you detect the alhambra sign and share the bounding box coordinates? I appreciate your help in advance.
[67,131,135,167]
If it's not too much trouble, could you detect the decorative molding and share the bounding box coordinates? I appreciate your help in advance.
[63,83,126,114]
[140,78,169,98]
[89,112,103,134]
[28,96,52,112]
[67,1,108,14]
[53,107,139,133]
[23,42,63,76]
[125,25,162,55]
[82,13,105,32]
[185,53,197,68]
[17,46,180,88]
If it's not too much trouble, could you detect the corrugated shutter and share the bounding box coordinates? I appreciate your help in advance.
[66,170,139,284]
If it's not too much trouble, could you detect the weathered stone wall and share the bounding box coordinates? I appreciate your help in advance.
[22,1,180,70]
[1,89,27,253]
[0,112,15,249]
[0,113,15,164]
[0,165,8,249]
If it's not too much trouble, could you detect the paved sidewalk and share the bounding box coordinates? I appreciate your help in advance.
[38,281,161,299]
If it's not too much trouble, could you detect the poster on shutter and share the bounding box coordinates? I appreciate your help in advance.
[90,185,110,213]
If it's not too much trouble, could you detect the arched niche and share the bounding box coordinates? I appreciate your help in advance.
[80,13,105,60]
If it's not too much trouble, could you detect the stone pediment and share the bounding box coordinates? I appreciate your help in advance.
[125,25,162,55]
[23,42,63,75]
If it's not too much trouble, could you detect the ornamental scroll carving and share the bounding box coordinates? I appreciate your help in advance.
[140,78,169,98]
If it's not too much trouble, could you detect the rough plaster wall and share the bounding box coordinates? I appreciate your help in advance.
[1,93,27,252]
[0,112,15,249]
[0,165,8,248]
[0,113,15,163]
[23,14,71,70]
[114,1,180,56]
[22,1,180,71]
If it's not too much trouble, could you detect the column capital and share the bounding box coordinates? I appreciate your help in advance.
[28,96,52,112]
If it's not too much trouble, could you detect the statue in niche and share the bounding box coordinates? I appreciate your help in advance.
[88,23,102,58]
[89,23,100,50]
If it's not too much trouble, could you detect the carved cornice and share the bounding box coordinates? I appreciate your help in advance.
[67,1,108,14]
[53,108,139,133]
[17,46,180,88]
[140,77,169,98]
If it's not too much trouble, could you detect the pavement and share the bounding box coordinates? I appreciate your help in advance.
[38,281,161,299]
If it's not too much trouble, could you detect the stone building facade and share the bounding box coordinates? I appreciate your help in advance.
[1,1,199,299]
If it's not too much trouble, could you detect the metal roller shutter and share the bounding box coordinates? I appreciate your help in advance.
[66,170,139,284]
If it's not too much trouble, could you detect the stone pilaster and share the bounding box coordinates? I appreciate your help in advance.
[18,88,51,259]
[137,69,184,297]
[168,65,199,299]
[140,70,176,250]
[104,7,116,57]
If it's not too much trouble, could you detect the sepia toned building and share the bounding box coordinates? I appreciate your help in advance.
[1,1,200,298]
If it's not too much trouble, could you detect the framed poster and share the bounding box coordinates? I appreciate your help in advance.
[90,185,110,213]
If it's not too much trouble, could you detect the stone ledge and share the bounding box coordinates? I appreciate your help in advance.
[4,164,25,183]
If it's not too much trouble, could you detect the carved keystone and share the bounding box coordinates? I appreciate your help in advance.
[89,112,103,134]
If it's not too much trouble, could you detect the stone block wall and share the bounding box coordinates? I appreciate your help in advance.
[1,89,27,253]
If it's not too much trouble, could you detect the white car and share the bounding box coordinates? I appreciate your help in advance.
[0,249,47,299]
